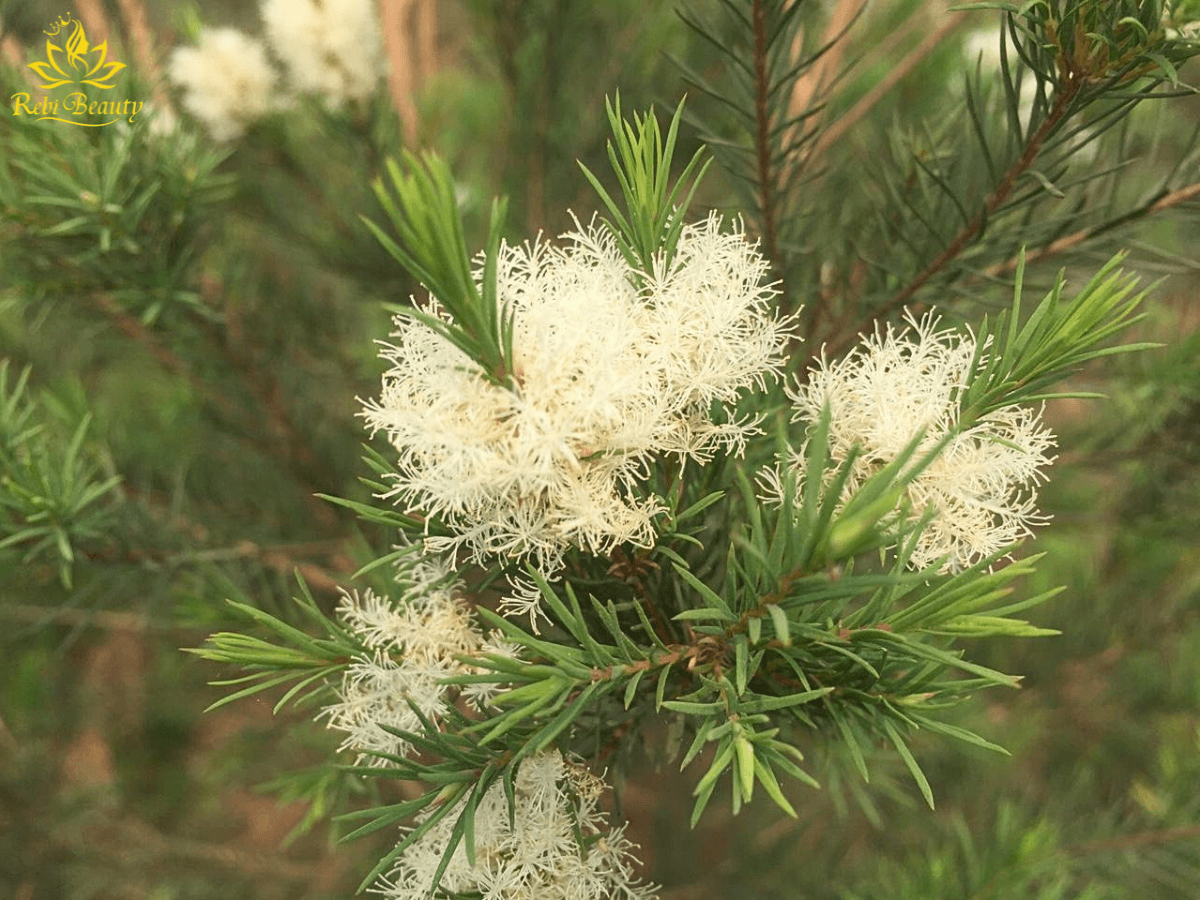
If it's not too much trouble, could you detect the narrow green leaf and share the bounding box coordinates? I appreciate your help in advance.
[735,734,755,803]
[909,715,1010,755]
[655,665,672,712]
[734,636,749,695]
[883,720,935,810]
[661,699,723,715]
[749,611,764,644]
[766,604,790,646]
[624,669,645,710]
[755,756,797,818]
[737,687,834,714]
[675,565,733,616]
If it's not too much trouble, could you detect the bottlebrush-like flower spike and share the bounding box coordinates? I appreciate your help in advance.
[363,215,792,601]
[378,750,658,900]
[780,311,1056,572]
[323,554,487,764]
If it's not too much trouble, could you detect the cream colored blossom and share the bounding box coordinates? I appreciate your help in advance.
[167,28,276,141]
[261,0,384,106]
[323,554,486,763]
[779,312,1056,572]
[363,215,792,597]
[379,750,657,900]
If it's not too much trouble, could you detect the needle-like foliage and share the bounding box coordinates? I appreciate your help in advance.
[5,2,1200,898]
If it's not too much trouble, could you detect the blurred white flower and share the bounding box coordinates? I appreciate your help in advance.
[363,215,792,596]
[380,750,657,900]
[167,28,277,141]
[261,0,385,106]
[145,104,180,137]
[779,312,1056,572]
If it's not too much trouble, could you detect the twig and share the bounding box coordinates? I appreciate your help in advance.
[594,719,633,766]
[825,74,1084,361]
[0,603,161,631]
[812,13,967,161]
[985,180,1200,277]
[91,291,339,530]
[74,0,113,48]
[113,0,174,117]
[787,0,861,126]
[192,278,342,530]
[1065,824,1200,860]
[7,525,350,606]
[91,293,272,463]
[608,546,673,644]
[380,0,419,144]
[91,293,224,411]
[416,0,439,82]
[730,564,807,638]
[752,0,781,270]
[189,294,320,476]
[774,0,867,268]
[115,0,156,76]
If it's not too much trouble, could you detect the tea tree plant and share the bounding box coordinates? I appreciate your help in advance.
[3,0,1200,898]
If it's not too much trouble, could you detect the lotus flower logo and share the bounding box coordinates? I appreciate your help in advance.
[28,14,126,90]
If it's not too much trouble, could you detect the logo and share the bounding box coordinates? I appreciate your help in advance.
[10,13,143,127]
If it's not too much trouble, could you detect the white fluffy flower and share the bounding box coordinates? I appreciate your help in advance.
[167,28,277,141]
[363,215,792,589]
[780,312,1056,572]
[380,750,657,900]
[323,554,490,763]
[261,0,385,106]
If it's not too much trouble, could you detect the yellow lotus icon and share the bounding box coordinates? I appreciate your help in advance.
[28,15,126,90]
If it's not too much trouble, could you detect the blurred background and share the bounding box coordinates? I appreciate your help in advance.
[1,1,1199,898]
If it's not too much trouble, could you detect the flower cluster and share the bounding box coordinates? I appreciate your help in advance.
[323,553,516,763]
[380,750,657,900]
[167,0,384,140]
[262,0,385,106]
[362,215,792,592]
[777,312,1056,571]
[167,28,277,142]
[321,555,654,897]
